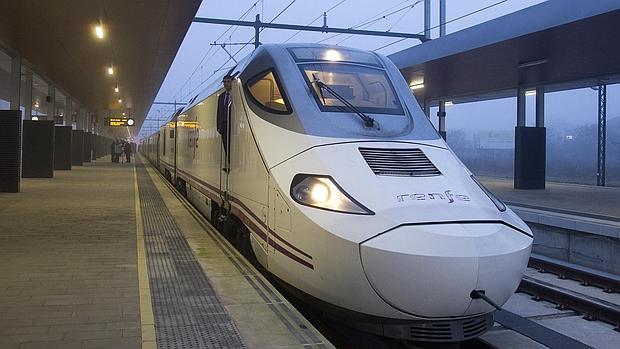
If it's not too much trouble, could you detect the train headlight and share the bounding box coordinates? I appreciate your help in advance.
[290,174,374,215]
[471,175,506,212]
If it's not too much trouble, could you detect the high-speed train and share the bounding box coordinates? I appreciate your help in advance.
[140,44,533,342]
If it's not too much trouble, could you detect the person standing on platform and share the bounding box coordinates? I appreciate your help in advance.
[123,140,132,163]
[110,140,116,163]
[114,140,122,163]
[216,75,233,155]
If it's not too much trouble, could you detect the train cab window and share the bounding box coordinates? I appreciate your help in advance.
[301,63,404,115]
[246,70,291,114]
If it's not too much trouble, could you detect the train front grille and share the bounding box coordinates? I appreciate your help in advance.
[359,147,441,177]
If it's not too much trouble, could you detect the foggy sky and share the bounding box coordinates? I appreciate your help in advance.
[140,0,618,138]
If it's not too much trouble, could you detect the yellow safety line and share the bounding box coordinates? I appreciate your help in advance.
[134,163,157,349]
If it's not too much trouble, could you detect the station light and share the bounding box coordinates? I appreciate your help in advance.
[525,90,536,96]
[324,49,342,62]
[32,116,39,121]
[122,112,126,116]
[95,24,105,39]
[127,118,135,126]
[118,98,122,103]
[114,86,119,93]
[444,101,454,106]
[34,102,39,108]
[107,66,114,75]
[410,83,425,90]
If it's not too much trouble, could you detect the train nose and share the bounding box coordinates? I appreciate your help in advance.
[360,223,532,318]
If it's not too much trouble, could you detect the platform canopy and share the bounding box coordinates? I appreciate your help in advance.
[388,0,620,106]
[0,0,201,130]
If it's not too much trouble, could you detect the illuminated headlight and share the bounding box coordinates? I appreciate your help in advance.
[471,175,506,212]
[290,174,373,215]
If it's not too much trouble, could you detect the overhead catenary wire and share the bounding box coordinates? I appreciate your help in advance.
[142,0,262,134]
[175,0,301,104]
[171,1,260,103]
[334,0,423,46]
[373,0,510,51]
[283,0,347,43]
[316,0,416,44]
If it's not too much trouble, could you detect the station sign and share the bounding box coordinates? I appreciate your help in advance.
[106,117,135,127]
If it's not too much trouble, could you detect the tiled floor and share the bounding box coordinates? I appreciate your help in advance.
[0,156,333,349]
[0,159,140,349]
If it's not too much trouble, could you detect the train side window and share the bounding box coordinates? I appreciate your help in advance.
[246,69,291,114]
[170,129,175,138]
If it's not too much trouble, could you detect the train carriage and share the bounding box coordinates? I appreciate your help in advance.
[140,44,533,342]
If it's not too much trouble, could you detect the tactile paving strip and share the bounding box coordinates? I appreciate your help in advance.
[136,162,245,349]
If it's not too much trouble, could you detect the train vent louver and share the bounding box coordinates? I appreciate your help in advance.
[359,147,441,177]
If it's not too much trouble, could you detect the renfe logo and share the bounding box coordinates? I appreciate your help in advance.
[396,190,471,204]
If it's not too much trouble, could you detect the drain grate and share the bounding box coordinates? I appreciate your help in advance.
[136,161,245,349]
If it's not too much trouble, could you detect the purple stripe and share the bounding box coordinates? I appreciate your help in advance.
[175,169,314,269]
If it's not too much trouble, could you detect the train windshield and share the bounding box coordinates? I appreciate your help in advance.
[300,63,404,115]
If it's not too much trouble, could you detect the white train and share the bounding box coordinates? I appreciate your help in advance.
[140,44,533,342]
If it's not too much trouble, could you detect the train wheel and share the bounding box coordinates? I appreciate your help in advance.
[235,221,258,265]
[176,178,187,197]
[210,205,221,230]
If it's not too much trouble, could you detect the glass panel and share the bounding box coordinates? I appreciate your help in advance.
[302,63,403,115]
[32,73,48,118]
[55,88,66,124]
[0,49,11,109]
[288,47,380,67]
[437,97,516,180]
[20,66,30,117]
[247,71,288,113]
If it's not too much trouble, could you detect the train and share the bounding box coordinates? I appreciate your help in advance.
[140,44,533,343]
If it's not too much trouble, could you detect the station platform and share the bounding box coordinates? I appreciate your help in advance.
[0,156,332,349]
[481,177,620,221]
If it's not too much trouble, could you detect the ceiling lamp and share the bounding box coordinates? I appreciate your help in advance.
[95,24,104,39]
[107,66,114,75]
[114,86,119,93]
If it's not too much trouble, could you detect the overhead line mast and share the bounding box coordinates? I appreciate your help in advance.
[193,14,429,49]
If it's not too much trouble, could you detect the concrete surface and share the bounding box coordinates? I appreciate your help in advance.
[481,178,620,220]
[142,158,334,349]
[0,158,140,349]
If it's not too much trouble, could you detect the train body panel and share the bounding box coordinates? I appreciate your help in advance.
[139,43,533,341]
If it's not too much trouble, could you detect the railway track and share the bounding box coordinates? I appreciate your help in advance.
[521,255,620,332]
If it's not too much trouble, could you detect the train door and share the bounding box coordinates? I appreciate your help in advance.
[228,79,270,265]
[156,132,160,169]
[217,87,232,210]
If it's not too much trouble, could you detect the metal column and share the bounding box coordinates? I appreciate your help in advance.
[597,84,607,186]
[436,0,447,140]
[23,71,32,120]
[424,0,431,40]
[9,55,21,110]
[439,0,446,37]
[48,84,56,123]
[423,102,430,119]
[437,101,446,140]
[254,14,261,49]
[65,96,73,128]
[535,87,544,127]
[516,87,526,126]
